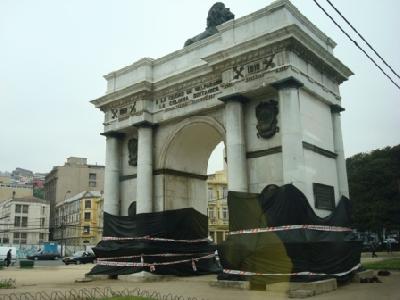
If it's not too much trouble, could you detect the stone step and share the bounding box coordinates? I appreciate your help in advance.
[351,270,375,283]
[209,280,250,290]
[266,278,337,298]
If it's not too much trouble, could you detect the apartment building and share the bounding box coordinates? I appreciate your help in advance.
[0,196,49,246]
[44,157,104,239]
[54,191,103,253]
[207,170,229,244]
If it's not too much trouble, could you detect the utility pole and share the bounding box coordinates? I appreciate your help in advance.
[59,191,71,257]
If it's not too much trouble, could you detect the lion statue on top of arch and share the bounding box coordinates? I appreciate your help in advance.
[184,2,235,47]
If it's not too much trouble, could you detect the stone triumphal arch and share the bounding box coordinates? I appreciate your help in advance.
[92,0,352,218]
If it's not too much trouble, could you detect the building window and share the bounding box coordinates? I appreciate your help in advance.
[41,206,46,215]
[85,200,91,209]
[313,183,335,210]
[84,212,91,221]
[2,237,9,244]
[83,226,90,234]
[208,189,214,200]
[21,217,28,227]
[13,232,27,244]
[39,233,45,243]
[223,187,228,198]
[15,204,21,213]
[40,218,45,228]
[208,208,215,219]
[89,173,97,187]
[22,205,29,213]
[222,207,229,220]
[14,216,21,226]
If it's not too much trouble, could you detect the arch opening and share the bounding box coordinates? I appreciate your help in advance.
[162,119,225,216]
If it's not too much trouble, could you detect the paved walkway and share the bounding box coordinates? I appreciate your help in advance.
[0,264,399,300]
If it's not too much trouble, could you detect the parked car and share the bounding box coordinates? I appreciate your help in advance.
[383,238,399,244]
[382,238,399,250]
[62,251,96,265]
[27,251,60,260]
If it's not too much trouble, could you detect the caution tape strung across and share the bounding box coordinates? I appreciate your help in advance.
[228,224,352,236]
[223,264,361,277]
[97,252,212,261]
[95,253,215,268]
[102,236,209,243]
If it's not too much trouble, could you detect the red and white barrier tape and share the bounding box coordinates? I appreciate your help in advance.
[228,225,352,236]
[102,236,209,243]
[223,264,361,277]
[97,252,212,261]
[96,253,215,268]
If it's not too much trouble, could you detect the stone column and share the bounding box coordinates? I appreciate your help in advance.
[136,124,153,213]
[272,78,306,191]
[219,94,248,192]
[103,132,123,215]
[331,105,349,198]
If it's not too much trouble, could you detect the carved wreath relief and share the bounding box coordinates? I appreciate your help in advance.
[128,138,138,166]
[255,100,279,139]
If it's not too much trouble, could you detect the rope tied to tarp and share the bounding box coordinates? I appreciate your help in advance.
[223,264,361,276]
[102,236,209,242]
[97,252,213,261]
[228,224,352,235]
[96,253,215,268]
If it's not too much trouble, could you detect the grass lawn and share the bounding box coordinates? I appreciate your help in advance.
[99,297,155,300]
[363,258,400,270]
[0,279,16,289]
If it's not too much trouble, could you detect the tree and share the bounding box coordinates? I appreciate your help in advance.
[33,188,44,199]
[346,145,400,231]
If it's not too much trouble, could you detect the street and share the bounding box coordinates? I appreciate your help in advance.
[16,259,96,267]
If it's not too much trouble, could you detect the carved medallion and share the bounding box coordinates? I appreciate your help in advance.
[255,100,279,139]
[128,138,138,166]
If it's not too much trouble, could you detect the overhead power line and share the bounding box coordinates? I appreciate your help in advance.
[324,0,400,80]
[312,0,400,91]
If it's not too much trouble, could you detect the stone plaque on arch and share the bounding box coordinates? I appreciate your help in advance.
[255,100,279,139]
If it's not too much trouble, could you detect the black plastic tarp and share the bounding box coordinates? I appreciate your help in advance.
[217,184,362,284]
[88,208,220,276]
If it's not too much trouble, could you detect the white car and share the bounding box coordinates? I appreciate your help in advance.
[383,238,398,244]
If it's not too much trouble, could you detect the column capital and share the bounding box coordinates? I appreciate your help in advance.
[100,131,125,139]
[218,93,248,103]
[134,121,157,129]
[271,77,303,90]
[330,104,345,114]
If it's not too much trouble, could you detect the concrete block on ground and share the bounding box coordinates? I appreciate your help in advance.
[85,274,112,280]
[352,270,375,283]
[75,277,93,283]
[266,278,337,297]
[288,289,316,298]
[209,280,250,290]
[118,271,175,282]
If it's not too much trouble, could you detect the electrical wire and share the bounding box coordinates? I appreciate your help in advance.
[312,0,400,91]
[324,0,400,80]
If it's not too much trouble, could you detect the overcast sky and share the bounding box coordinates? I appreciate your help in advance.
[1,0,399,174]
